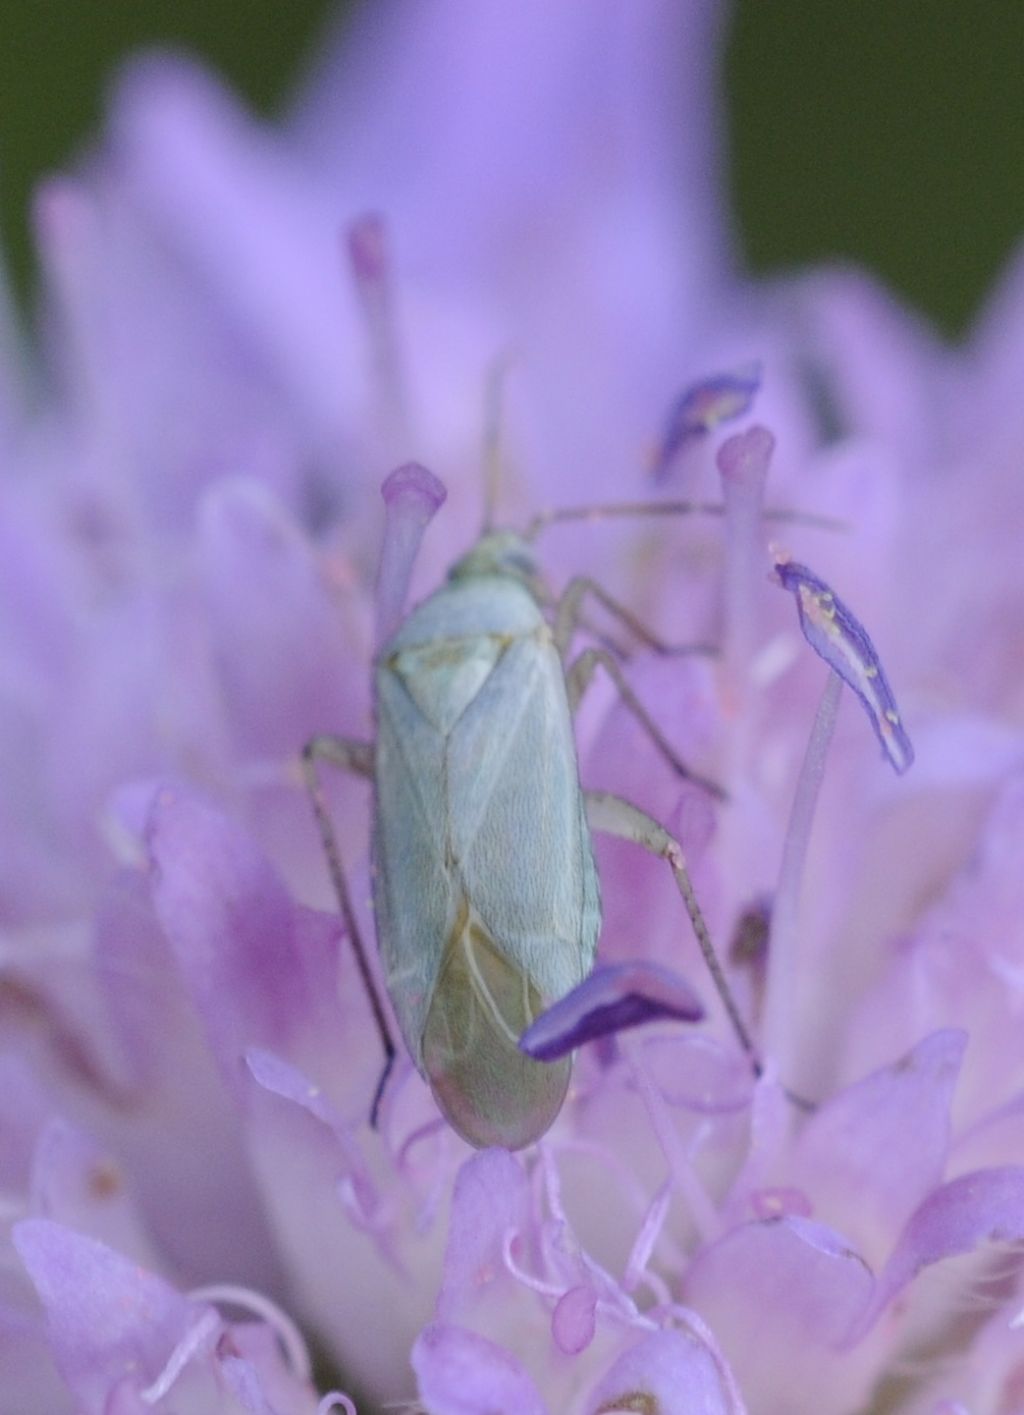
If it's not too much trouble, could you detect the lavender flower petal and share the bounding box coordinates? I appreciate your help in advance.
[774,554,915,773]
[199,479,360,754]
[29,1118,156,1265]
[12,1219,207,1406]
[519,962,705,1062]
[437,1149,531,1325]
[295,0,729,302]
[642,1034,756,1114]
[793,1029,966,1260]
[14,1220,324,1413]
[91,863,283,1293]
[584,1329,741,1415]
[144,786,342,1092]
[412,1323,548,1415]
[111,54,362,434]
[844,1166,1024,1345]
[683,1216,875,1408]
[244,1046,378,1221]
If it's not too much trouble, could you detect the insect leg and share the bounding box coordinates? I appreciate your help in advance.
[584,789,759,1074]
[565,647,726,801]
[301,734,396,1129]
[585,790,814,1110]
[553,575,716,661]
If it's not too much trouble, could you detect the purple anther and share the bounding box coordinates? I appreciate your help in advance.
[653,363,762,480]
[519,962,704,1063]
[773,556,914,774]
[375,463,447,647]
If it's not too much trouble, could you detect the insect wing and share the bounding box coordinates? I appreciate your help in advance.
[374,578,599,1148]
[444,631,599,1007]
[422,910,573,1150]
[373,664,451,1066]
[425,628,598,1148]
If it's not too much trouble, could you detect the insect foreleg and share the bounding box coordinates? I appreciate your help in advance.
[584,789,759,1076]
[301,734,395,1128]
[566,647,726,802]
[552,575,717,662]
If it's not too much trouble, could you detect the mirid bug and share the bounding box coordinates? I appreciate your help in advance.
[304,464,769,1150]
[374,524,601,1148]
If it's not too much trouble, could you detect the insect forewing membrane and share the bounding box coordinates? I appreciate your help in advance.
[422,911,572,1149]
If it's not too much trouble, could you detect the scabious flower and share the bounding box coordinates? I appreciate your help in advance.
[4,1,1024,1411]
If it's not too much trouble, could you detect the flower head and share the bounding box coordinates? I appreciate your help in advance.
[4,2,1024,1412]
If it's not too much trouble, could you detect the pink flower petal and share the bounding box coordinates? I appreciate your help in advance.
[295,0,728,302]
[92,864,283,1293]
[437,1149,531,1325]
[145,785,340,1091]
[845,1166,1024,1345]
[199,478,365,755]
[584,1328,740,1415]
[12,1219,207,1410]
[28,1118,155,1266]
[111,53,361,437]
[412,1322,547,1415]
[642,1034,755,1114]
[0,1052,54,1189]
[683,1216,875,1411]
[793,1029,966,1260]
[243,1046,376,1217]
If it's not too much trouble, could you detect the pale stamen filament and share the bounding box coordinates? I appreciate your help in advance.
[186,1283,312,1383]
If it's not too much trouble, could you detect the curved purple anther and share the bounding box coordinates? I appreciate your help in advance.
[774,556,914,774]
[519,961,704,1063]
[653,362,762,480]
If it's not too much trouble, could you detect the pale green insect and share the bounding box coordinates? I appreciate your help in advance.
[373,530,600,1149]
[304,480,757,1151]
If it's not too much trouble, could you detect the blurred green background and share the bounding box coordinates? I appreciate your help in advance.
[1,0,1021,338]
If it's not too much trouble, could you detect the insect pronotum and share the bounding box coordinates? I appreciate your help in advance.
[303,466,789,1149]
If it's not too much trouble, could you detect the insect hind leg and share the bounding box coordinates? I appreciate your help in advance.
[586,790,815,1111]
[565,645,726,802]
[301,734,396,1130]
[585,789,759,1072]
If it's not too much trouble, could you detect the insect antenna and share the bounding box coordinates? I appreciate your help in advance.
[523,498,845,540]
